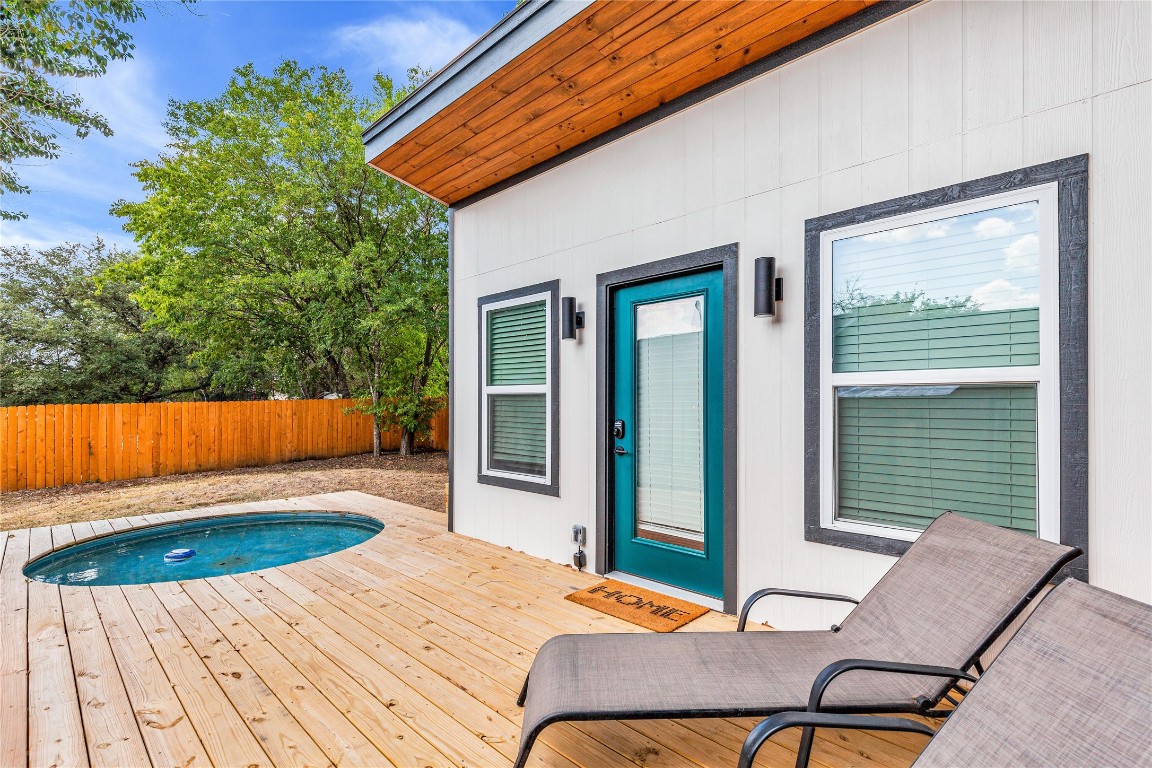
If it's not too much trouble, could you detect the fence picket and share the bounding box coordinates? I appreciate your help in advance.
[0,409,7,492]
[33,405,44,489]
[0,399,446,493]
[183,402,195,474]
[78,404,88,484]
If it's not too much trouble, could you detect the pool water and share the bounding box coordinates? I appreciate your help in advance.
[23,512,384,586]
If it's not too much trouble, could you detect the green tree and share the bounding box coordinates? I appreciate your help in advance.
[326,215,447,455]
[114,61,448,454]
[834,279,981,315]
[0,0,190,220]
[0,240,203,405]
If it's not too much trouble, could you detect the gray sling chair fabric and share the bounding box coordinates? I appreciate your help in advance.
[739,579,1152,768]
[513,513,1081,768]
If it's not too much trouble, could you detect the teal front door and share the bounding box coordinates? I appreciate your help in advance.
[611,269,724,599]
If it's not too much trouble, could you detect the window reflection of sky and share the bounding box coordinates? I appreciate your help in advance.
[832,201,1040,313]
[636,295,703,340]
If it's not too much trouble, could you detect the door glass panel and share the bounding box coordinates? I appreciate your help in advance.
[634,295,705,551]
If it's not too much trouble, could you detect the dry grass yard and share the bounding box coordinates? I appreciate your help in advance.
[0,451,447,531]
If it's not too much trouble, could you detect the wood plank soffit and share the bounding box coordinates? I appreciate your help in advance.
[367,0,883,205]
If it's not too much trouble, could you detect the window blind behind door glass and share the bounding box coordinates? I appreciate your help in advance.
[635,297,705,545]
[836,384,1038,533]
[832,201,1041,373]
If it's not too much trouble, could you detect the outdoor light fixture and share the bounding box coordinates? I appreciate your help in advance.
[754,257,784,318]
[561,296,585,339]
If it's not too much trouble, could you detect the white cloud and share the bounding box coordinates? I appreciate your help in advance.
[1003,233,1040,271]
[974,216,1015,240]
[12,157,131,204]
[971,278,1039,311]
[331,9,481,77]
[923,221,952,239]
[5,55,166,249]
[859,220,952,244]
[51,56,169,155]
[15,59,164,203]
[1,216,134,252]
[88,61,168,151]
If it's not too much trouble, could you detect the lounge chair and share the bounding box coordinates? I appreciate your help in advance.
[513,513,1081,768]
[739,578,1152,767]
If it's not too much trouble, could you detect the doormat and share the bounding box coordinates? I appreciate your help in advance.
[565,579,710,632]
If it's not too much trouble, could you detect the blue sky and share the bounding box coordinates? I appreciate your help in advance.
[2,0,515,251]
[833,202,1041,312]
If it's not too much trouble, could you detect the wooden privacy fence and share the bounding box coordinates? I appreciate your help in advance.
[0,399,448,493]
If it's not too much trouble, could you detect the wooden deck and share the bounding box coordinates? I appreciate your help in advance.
[0,491,936,767]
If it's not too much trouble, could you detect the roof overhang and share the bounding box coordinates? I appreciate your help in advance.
[364,0,886,206]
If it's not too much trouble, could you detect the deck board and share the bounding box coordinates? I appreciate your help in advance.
[2,491,935,767]
[129,581,313,768]
[59,585,152,768]
[1,527,30,768]
[27,580,87,768]
[88,585,215,768]
[236,569,537,768]
[173,577,395,767]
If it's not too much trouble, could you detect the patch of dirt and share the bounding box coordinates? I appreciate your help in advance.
[0,452,448,531]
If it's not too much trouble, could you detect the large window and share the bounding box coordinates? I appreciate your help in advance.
[478,281,559,495]
[804,156,1088,571]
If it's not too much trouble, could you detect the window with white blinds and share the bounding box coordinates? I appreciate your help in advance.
[821,184,1059,543]
[488,302,547,386]
[480,291,553,486]
[835,384,1038,534]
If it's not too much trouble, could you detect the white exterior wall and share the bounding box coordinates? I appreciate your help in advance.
[451,0,1151,629]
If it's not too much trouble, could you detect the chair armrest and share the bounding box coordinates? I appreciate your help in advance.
[738,711,935,768]
[737,588,859,631]
[807,658,977,713]
[782,659,975,768]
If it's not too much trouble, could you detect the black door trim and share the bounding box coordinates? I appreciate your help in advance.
[595,243,740,613]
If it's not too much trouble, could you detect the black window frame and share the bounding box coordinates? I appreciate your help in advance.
[476,280,561,496]
[803,155,1089,581]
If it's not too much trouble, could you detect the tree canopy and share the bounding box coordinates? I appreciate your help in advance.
[0,0,189,219]
[113,61,448,453]
[0,240,203,405]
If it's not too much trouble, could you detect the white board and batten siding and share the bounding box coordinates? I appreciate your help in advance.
[451,0,1152,630]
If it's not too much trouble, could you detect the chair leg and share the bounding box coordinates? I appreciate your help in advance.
[796,725,816,768]
[512,725,541,768]
[517,673,530,706]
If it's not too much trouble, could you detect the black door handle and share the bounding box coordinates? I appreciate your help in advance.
[613,446,627,456]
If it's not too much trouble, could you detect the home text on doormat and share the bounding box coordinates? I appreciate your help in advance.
[564,579,709,632]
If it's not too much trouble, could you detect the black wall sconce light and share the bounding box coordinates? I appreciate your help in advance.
[561,296,585,339]
[754,257,784,318]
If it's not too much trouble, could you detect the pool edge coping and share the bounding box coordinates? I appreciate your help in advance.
[20,506,389,577]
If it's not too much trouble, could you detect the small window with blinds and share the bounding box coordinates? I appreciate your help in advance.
[478,283,558,494]
[819,183,1060,544]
